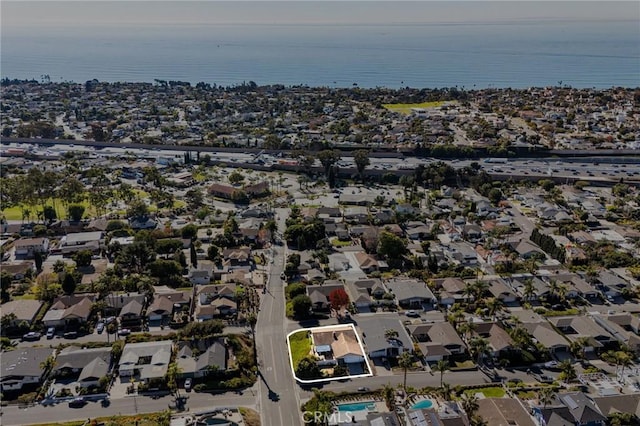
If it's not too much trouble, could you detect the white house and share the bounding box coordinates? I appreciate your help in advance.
[14,237,49,258]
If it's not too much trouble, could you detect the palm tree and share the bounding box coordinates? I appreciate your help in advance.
[382,383,395,410]
[523,278,536,302]
[569,336,591,361]
[548,279,561,303]
[433,360,450,387]
[538,386,556,409]
[559,360,577,383]
[469,337,491,368]
[509,326,533,349]
[166,362,183,398]
[457,321,476,342]
[460,393,479,417]
[485,297,504,320]
[398,352,413,393]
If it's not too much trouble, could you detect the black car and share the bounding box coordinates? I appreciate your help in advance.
[68,397,86,408]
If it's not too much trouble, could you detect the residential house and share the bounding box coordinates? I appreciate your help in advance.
[445,242,478,266]
[176,340,227,378]
[0,299,43,327]
[386,277,437,309]
[536,392,607,426]
[1,347,54,392]
[307,283,346,311]
[477,398,536,426]
[195,283,237,320]
[14,237,49,258]
[408,405,470,426]
[472,322,515,358]
[129,216,157,230]
[510,239,545,260]
[592,394,640,421]
[435,277,468,307]
[355,252,381,274]
[407,321,465,362]
[521,322,570,355]
[591,313,640,354]
[358,317,413,358]
[53,346,111,388]
[486,278,518,304]
[548,316,617,354]
[43,295,95,328]
[1,262,35,280]
[597,271,630,299]
[189,261,215,285]
[312,328,366,369]
[59,231,104,255]
[405,221,433,240]
[222,247,252,271]
[118,340,173,381]
[147,291,190,324]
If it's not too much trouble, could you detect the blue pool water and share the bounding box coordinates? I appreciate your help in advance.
[336,401,376,412]
[411,399,434,410]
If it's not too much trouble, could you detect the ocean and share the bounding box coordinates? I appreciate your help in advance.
[2,11,639,89]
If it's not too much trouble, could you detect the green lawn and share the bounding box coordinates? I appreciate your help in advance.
[289,330,312,369]
[464,387,505,398]
[331,239,352,247]
[382,101,446,114]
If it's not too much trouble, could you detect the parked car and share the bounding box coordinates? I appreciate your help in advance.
[118,328,131,336]
[105,316,117,324]
[63,331,78,339]
[184,378,192,392]
[96,322,105,334]
[357,387,370,392]
[68,397,86,408]
[405,310,420,318]
[46,327,55,339]
[22,331,41,341]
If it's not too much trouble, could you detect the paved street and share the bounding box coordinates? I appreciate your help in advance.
[1,392,256,426]
[255,208,302,426]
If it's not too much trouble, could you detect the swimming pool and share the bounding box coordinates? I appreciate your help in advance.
[411,399,434,410]
[336,401,376,412]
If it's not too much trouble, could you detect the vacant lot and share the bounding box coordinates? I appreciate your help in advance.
[382,101,445,114]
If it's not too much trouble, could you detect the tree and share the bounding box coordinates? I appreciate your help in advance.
[328,288,350,315]
[377,231,407,259]
[460,393,479,417]
[246,313,258,363]
[126,199,149,219]
[166,362,182,398]
[61,272,76,294]
[34,251,43,272]
[68,204,85,222]
[181,224,198,240]
[190,243,198,268]
[559,360,577,383]
[116,241,156,273]
[353,149,370,180]
[147,260,183,285]
[207,245,220,262]
[469,337,490,368]
[570,336,591,361]
[228,171,245,185]
[538,387,556,409]
[382,383,395,410]
[184,188,204,211]
[317,150,341,177]
[296,356,323,380]
[398,352,413,392]
[73,250,93,268]
[43,205,57,223]
[291,294,312,319]
[433,360,450,387]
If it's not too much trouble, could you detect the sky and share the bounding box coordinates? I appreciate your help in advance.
[2,1,639,28]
